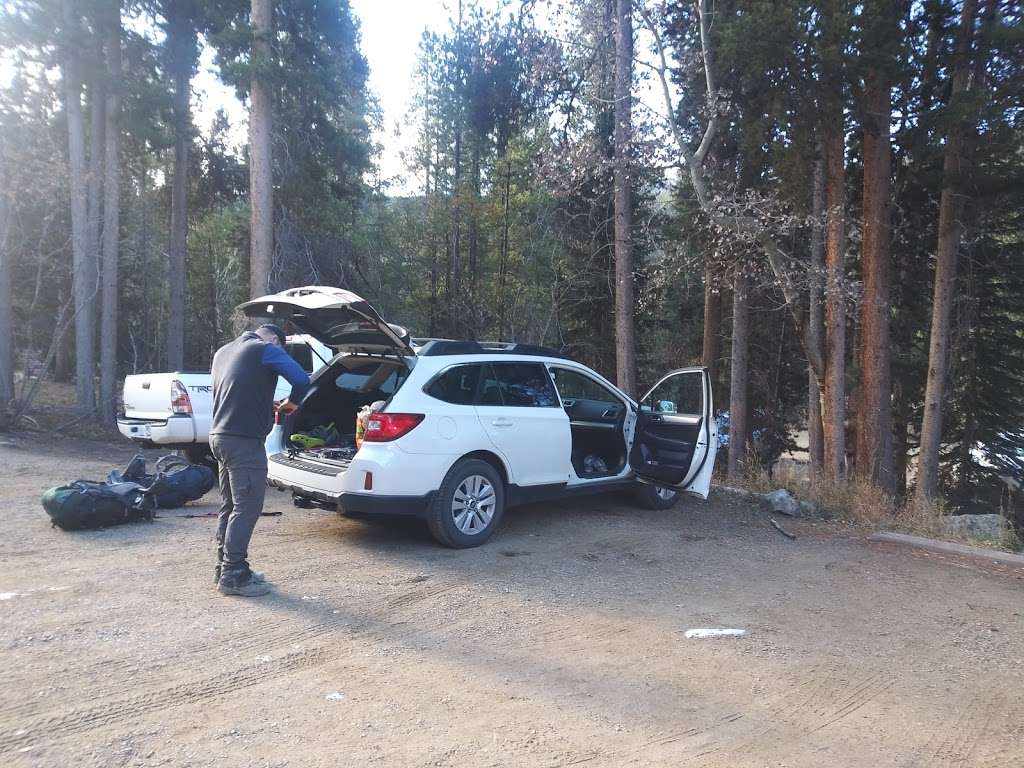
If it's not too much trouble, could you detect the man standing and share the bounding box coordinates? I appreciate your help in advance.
[210,324,310,596]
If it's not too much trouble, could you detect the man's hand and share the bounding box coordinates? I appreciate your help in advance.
[276,400,299,416]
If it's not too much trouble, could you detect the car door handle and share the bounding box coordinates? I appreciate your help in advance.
[602,408,619,418]
[649,414,663,422]
[491,418,514,427]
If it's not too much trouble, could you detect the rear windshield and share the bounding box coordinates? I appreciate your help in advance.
[334,360,406,398]
[285,342,314,373]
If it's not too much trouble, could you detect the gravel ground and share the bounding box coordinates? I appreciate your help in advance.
[1,435,1022,768]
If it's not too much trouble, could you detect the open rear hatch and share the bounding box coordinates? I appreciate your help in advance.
[238,286,414,357]
[242,288,413,486]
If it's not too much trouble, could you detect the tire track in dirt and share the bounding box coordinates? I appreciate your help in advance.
[0,647,327,755]
[595,662,897,765]
[712,664,894,763]
[0,578,466,725]
[910,688,1024,768]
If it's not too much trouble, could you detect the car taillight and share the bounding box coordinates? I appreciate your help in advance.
[170,379,193,415]
[363,412,424,442]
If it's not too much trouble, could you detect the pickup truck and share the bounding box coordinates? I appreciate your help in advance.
[117,335,331,466]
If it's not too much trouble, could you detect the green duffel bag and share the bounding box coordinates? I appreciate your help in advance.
[42,481,155,531]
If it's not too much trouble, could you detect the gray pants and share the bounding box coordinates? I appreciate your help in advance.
[210,434,268,576]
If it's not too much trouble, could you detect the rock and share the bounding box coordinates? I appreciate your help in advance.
[941,514,1011,541]
[799,500,818,517]
[764,488,802,517]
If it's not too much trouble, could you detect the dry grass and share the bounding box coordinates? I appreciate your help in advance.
[723,459,1020,550]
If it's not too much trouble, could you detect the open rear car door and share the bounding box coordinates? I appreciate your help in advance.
[238,286,414,357]
[629,367,718,498]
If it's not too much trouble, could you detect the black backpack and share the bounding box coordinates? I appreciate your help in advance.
[110,455,216,509]
[42,454,217,531]
[41,481,155,531]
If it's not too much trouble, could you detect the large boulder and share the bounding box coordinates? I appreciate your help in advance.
[764,488,802,517]
[941,514,1011,541]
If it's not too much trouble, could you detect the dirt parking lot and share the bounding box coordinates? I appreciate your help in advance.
[1,436,1022,768]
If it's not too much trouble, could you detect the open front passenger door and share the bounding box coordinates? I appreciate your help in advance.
[629,367,717,498]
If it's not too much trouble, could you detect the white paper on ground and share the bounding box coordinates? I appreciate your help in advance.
[325,692,345,701]
[684,628,747,639]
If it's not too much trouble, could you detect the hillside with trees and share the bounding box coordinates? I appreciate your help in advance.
[0,0,1021,525]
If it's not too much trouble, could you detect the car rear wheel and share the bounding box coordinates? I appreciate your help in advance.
[635,482,680,510]
[426,459,505,548]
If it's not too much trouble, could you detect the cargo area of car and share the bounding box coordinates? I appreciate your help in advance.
[278,354,410,466]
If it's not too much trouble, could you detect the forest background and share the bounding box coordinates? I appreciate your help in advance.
[0,0,1021,523]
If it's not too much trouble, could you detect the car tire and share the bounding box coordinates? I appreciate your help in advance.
[426,459,505,548]
[635,482,680,510]
[183,445,218,472]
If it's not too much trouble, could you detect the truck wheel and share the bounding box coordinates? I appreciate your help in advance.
[426,459,505,548]
[635,482,680,510]
[184,446,218,472]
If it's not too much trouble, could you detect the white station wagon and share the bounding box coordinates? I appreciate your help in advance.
[244,287,719,547]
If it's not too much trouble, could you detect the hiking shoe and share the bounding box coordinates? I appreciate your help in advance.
[289,422,339,450]
[214,565,265,585]
[217,575,271,597]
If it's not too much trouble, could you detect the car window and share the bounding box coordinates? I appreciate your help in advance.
[641,371,704,416]
[335,363,401,395]
[424,364,481,405]
[478,364,504,405]
[488,362,559,407]
[551,368,620,405]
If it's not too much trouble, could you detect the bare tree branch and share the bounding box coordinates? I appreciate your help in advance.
[637,0,825,380]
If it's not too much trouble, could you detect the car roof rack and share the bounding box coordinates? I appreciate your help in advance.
[416,339,572,360]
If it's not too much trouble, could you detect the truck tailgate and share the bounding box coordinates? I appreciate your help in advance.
[121,374,177,420]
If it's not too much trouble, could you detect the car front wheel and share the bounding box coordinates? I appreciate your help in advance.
[635,482,680,510]
[426,458,505,548]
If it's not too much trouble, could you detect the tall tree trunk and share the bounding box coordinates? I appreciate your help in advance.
[62,1,95,414]
[822,132,847,480]
[701,259,722,388]
[54,287,73,381]
[249,0,274,299]
[425,149,438,338]
[727,272,750,481]
[856,56,896,494]
[99,0,122,423]
[808,149,826,475]
[450,130,463,332]
[166,4,194,370]
[818,0,847,481]
[0,156,12,410]
[468,142,480,338]
[916,0,980,502]
[613,0,636,397]
[86,73,104,300]
[497,159,512,340]
[957,269,979,502]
